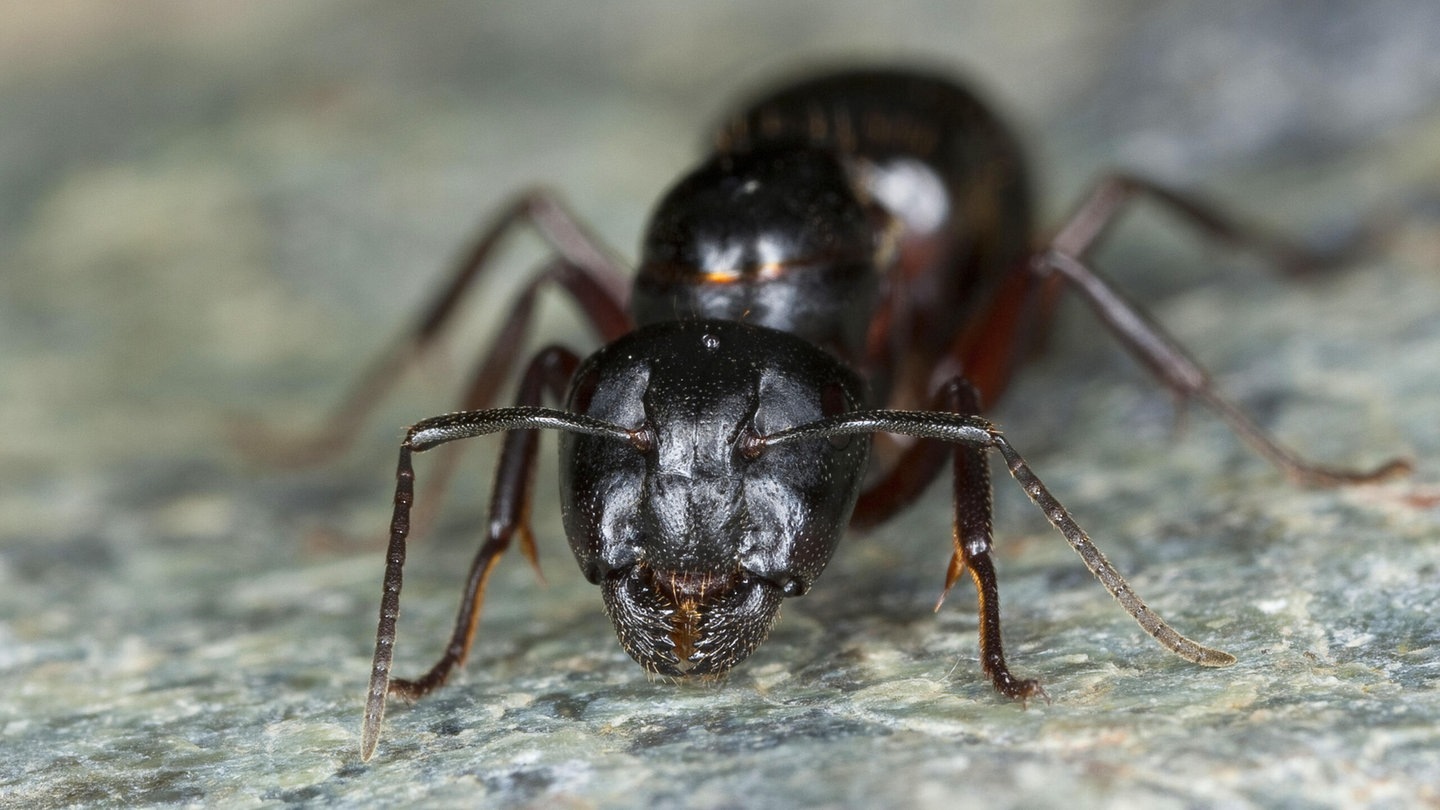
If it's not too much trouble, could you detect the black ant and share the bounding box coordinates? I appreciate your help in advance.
[245,68,1411,760]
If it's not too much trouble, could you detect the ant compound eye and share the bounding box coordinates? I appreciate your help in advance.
[779,575,808,597]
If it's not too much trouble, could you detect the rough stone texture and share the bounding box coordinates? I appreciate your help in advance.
[3,2,1439,808]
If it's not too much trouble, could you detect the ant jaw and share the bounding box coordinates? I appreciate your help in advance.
[600,564,783,677]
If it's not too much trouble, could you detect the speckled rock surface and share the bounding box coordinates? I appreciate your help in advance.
[3,2,1440,808]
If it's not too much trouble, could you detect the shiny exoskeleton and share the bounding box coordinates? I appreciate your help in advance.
[248,69,1409,760]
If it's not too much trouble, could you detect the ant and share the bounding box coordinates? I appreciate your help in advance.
[246,68,1412,760]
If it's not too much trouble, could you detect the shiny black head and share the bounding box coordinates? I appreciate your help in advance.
[558,320,869,677]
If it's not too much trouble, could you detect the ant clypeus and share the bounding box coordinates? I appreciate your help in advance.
[245,68,1411,760]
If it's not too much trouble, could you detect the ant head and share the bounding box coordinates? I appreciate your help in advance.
[559,319,868,676]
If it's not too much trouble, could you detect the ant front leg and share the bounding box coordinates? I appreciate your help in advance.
[361,345,581,761]
[933,378,1046,702]
[850,378,1042,700]
[1037,174,1412,487]
[236,190,629,467]
[766,402,1236,703]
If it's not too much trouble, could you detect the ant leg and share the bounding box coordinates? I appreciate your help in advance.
[935,378,1046,701]
[879,174,1356,415]
[390,346,580,697]
[1036,248,1410,486]
[361,345,580,761]
[237,189,628,466]
[849,376,1044,699]
[1052,173,1372,278]
[1034,176,1412,487]
[852,276,1056,528]
[405,258,628,542]
[767,406,1236,691]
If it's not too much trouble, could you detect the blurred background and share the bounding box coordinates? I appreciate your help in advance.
[5,0,1439,477]
[3,1,1439,806]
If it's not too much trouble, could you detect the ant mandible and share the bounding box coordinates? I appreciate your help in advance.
[247,68,1411,760]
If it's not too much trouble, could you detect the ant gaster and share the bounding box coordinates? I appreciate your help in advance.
[247,69,1411,760]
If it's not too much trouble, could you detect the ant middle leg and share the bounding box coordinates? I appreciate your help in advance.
[236,189,629,467]
[851,268,1058,529]
[403,258,629,542]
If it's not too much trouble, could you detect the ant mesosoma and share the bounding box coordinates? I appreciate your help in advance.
[250,68,1412,760]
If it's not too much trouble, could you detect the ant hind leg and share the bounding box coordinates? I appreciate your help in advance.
[1037,174,1411,487]
[233,189,629,468]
